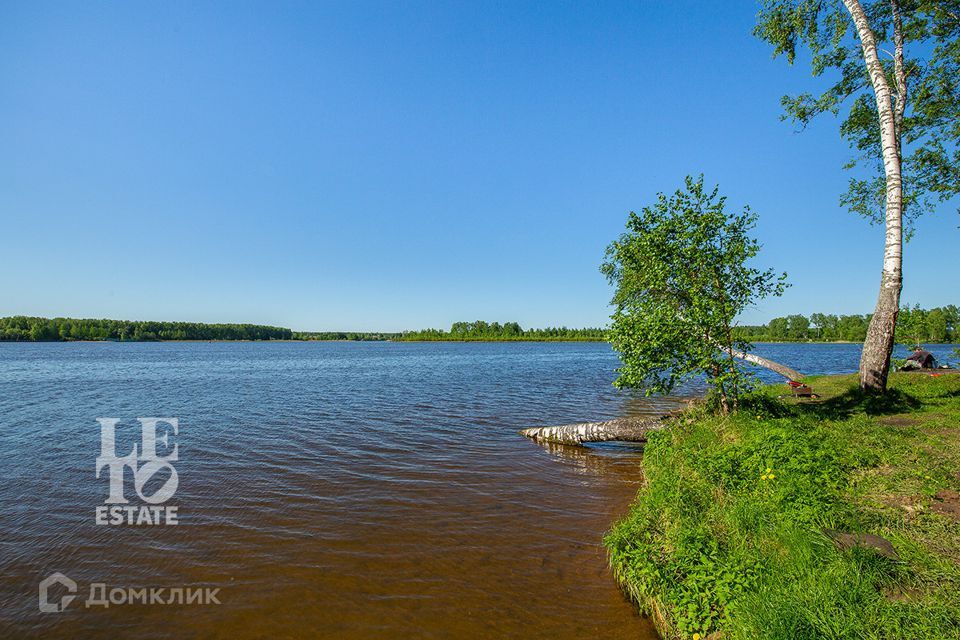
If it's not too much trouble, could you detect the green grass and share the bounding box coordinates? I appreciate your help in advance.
[606,373,960,640]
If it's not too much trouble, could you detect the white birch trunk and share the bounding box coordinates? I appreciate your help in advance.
[521,348,802,445]
[520,415,669,446]
[726,345,803,381]
[842,0,905,392]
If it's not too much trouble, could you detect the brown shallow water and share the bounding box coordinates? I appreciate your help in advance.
[0,342,687,638]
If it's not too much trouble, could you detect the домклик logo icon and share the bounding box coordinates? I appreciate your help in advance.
[39,572,77,613]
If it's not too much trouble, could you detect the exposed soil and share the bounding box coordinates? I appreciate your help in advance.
[824,528,899,559]
[884,585,926,602]
[876,493,926,518]
[932,489,960,522]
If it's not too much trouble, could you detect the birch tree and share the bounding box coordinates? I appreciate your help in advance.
[602,176,790,413]
[755,0,960,392]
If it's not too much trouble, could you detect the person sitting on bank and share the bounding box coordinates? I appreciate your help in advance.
[902,347,936,370]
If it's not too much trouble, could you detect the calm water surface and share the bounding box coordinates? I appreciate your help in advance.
[0,341,956,638]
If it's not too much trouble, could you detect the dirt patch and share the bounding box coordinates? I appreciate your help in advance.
[878,415,921,427]
[883,585,925,602]
[931,489,960,522]
[823,528,899,559]
[930,429,958,438]
[876,493,926,518]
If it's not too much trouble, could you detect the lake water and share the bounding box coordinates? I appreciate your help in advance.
[1,341,956,639]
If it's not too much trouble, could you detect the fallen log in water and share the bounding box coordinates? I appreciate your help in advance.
[519,348,803,447]
[520,414,672,446]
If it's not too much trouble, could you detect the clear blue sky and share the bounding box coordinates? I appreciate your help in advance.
[2,1,956,331]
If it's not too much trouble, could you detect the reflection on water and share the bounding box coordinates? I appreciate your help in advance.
[538,441,647,474]
[1,341,954,639]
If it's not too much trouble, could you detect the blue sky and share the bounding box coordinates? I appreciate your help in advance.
[2,1,957,332]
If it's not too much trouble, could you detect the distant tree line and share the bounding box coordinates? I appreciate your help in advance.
[292,331,398,341]
[733,305,959,344]
[4,308,954,344]
[0,316,293,341]
[396,321,607,341]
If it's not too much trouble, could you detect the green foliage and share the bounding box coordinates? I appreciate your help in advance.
[0,316,294,341]
[755,1,960,226]
[608,373,960,639]
[0,317,415,342]
[896,303,958,345]
[0,317,406,342]
[293,331,396,341]
[897,304,928,346]
[601,176,787,406]
[735,304,958,342]
[396,321,605,341]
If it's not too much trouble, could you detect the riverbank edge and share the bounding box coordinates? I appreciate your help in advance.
[605,372,960,640]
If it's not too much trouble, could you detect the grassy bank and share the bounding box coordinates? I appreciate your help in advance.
[606,373,960,640]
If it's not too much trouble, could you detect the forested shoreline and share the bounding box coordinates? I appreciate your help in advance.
[0,316,293,342]
[293,331,398,341]
[733,306,959,343]
[395,321,606,341]
[0,317,608,342]
[305,308,960,343]
[1,307,956,343]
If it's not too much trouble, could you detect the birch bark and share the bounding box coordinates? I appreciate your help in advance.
[843,0,905,392]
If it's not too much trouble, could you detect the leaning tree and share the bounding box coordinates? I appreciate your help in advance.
[602,176,792,414]
[755,0,960,391]
[520,177,799,445]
